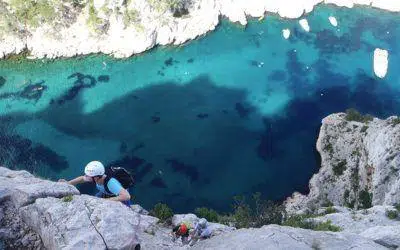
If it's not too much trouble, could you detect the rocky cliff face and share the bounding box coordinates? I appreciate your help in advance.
[1,113,399,249]
[286,113,400,213]
[0,166,234,249]
[1,0,400,59]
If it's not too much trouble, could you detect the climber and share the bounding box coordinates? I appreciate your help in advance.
[171,222,190,244]
[188,218,213,246]
[58,161,132,206]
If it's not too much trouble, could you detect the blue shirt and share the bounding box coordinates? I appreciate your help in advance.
[96,178,123,196]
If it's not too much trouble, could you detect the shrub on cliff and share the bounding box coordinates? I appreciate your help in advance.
[10,0,58,28]
[282,215,341,232]
[358,189,372,209]
[391,117,400,127]
[147,0,191,17]
[386,210,398,220]
[231,193,284,228]
[195,207,220,223]
[345,109,373,123]
[150,203,173,222]
[333,160,347,176]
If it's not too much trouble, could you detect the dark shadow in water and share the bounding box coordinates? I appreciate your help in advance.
[1,75,281,211]
[268,70,286,82]
[0,80,47,102]
[0,129,68,174]
[0,76,6,88]
[150,177,167,189]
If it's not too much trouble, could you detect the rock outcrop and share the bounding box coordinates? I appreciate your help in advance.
[0,167,184,249]
[1,0,400,59]
[286,113,400,213]
[192,224,386,250]
[312,205,400,248]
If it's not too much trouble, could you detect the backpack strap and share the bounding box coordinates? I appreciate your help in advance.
[103,175,112,195]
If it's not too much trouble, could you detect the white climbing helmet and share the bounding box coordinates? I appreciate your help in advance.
[198,218,207,228]
[84,161,105,177]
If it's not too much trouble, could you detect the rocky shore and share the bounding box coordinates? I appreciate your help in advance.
[1,112,399,249]
[0,0,400,60]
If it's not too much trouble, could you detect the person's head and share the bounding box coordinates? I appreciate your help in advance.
[198,218,207,228]
[84,161,105,182]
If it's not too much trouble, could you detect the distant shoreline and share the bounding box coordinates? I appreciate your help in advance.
[0,0,399,60]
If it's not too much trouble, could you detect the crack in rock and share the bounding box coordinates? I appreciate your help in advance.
[83,202,109,250]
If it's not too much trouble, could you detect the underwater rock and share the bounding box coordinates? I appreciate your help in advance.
[150,177,167,188]
[19,81,47,102]
[151,116,161,123]
[197,113,209,119]
[166,159,199,182]
[97,75,110,82]
[54,73,97,105]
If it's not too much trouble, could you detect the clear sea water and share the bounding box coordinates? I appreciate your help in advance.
[0,5,399,213]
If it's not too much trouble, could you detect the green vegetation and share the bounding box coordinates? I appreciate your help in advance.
[333,160,347,176]
[87,0,104,33]
[324,206,337,215]
[192,193,283,229]
[395,203,400,212]
[324,142,333,155]
[386,210,398,220]
[10,0,58,28]
[150,203,173,222]
[3,48,31,62]
[195,207,219,223]
[358,189,372,209]
[391,117,400,127]
[345,109,373,123]
[231,193,284,228]
[73,0,86,8]
[147,0,190,17]
[62,195,73,202]
[123,7,142,31]
[351,168,360,192]
[282,215,341,232]
[351,149,361,158]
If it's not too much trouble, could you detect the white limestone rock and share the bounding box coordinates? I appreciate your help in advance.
[371,0,400,12]
[285,113,400,213]
[0,167,79,208]
[311,206,399,234]
[2,0,400,59]
[373,48,389,78]
[311,206,400,248]
[192,224,386,249]
[360,225,400,249]
[19,195,160,249]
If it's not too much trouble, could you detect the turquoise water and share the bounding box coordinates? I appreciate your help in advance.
[1,5,400,212]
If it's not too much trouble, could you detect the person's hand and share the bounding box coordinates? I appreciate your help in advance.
[58,179,67,183]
